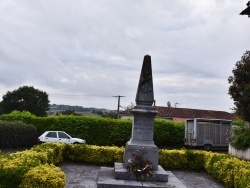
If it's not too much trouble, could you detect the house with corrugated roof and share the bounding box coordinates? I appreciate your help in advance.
[119,106,239,122]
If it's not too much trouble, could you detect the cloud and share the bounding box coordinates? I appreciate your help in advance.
[0,0,249,111]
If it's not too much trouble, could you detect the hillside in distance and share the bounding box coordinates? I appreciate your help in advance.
[49,104,116,116]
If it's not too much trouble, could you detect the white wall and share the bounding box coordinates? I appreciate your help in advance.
[229,145,250,160]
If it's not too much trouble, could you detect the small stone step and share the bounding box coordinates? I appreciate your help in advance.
[97,167,186,188]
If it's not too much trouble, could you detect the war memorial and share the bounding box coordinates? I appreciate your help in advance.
[97,55,186,188]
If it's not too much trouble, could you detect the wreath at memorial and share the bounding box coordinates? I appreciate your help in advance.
[126,148,153,184]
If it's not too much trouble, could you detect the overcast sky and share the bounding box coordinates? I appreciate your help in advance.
[0,0,249,112]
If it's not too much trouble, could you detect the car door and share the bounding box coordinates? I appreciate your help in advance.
[58,132,71,144]
[44,132,58,142]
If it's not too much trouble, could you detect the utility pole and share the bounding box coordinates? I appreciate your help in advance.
[113,95,125,119]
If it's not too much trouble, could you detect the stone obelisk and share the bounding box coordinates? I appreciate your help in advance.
[98,55,183,187]
[123,55,159,170]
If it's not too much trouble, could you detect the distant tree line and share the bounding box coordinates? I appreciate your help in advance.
[50,104,116,116]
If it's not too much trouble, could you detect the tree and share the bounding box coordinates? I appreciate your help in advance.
[1,86,50,117]
[228,51,250,121]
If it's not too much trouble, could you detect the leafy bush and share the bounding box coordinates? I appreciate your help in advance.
[64,144,124,165]
[205,153,250,188]
[31,142,66,164]
[154,119,184,147]
[231,127,250,150]
[1,143,250,188]
[232,119,245,127]
[0,111,55,135]
[0,120,38,148]
[20,164,65,188]
[0,142,66,188]
[159,149,205,170]
[0,112,185,147]
[0,150,43,187]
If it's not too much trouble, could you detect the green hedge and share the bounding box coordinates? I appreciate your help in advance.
[0,120,38,148]
[20,164,65,188]
[0,111,56,135]
[0,143,250,188]
[64,144,124,165]
[0,111,185,147]
[0,143,66,188]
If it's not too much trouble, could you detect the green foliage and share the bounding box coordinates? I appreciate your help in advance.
[231,127,250,150]
[159,149,205,171]
[0,151,43,187]
[64,144,124,165]
[0,142,66,188]
[154,119,184,147]
[65,145,250,187]
[20,164,65,188]
[0,111,55,135]
[0,113,185,147]
[205,153,250,188]
[31,143,65,165]
[228,50,250,121]
[1,143,250,188]
[232,119,246,126]
[0,86,50,117]
[0,120,38,148]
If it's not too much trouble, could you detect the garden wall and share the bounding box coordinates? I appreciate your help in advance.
[229,144,250,160]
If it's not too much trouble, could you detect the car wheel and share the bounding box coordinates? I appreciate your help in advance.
[204,144,212,151]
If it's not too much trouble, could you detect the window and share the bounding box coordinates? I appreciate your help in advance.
[58,132,70,139]
[46,132,57,138]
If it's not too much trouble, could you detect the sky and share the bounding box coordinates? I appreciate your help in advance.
[0,0,249,112]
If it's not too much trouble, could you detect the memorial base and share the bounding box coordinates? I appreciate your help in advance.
[115,162,168,182]
[97,164,187,188]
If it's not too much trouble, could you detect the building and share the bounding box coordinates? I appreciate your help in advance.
[119,106,239,122]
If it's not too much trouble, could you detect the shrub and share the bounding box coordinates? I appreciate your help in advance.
[205,155,250,188]
[31,142,66,164]
[20,164,65,188]
[154,119,184,147]
[1,143,250,188]
[0,111,55,135]
[0,150,43,187]
[0,142,66,187]
[159,149,205,171]
[231,127,250,150]
[64,144,124,165]
[0,120,38,148]
[0,112,185,148]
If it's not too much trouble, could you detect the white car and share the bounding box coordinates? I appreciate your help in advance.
[38,131,86,144]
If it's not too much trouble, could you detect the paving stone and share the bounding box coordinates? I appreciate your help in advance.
[60,162,226,188]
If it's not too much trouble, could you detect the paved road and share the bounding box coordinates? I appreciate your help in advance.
[60,162,225,188]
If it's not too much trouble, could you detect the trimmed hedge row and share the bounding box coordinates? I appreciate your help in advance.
[20,164,65,188]
[0,143,250,187]
[0,111,185,147]
[0,120,38,148]
[64,144,124,165]
[0,143,66,188]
